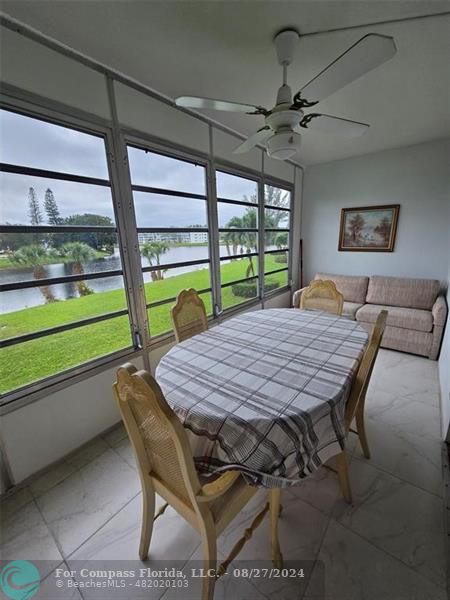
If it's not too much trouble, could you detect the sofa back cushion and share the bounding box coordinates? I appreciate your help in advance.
[366,276,440,310]
[314,273,369,304]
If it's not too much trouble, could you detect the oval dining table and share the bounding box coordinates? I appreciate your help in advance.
[156,308,368,488]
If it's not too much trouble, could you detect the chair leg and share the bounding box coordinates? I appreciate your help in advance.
[355,401,371,459]
[336,452,352,504]
[200,521,217,600]
[139,479,155,560]
[270,488,283,568]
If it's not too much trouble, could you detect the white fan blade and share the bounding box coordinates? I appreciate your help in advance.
[300,113,369,137]
[175,96,268,114]
[233,127,272,154]
[296,34,396,105]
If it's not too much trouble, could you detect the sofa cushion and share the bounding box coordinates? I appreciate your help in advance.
[356,304,433,333]
[366,276,440,310]
[342,301,363,320]
[314,273,369,304]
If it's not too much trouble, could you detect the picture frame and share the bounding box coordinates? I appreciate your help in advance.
[338,204,400,252]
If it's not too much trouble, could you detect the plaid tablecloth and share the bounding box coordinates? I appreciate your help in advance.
[156,308,368,488]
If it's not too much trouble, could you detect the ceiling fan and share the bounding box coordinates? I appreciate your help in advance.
[176,29,396,160]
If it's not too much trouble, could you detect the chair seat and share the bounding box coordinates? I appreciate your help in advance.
[356,303,433,333]
[206,473,257,534]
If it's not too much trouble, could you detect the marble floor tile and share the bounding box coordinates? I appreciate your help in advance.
[0,485,34,520]
[0,499,63,578]
[102,422,128,447]
[36,562,84,600]
[216,489,329,599]
[284,467,341,516]
[69,493,199,563]
[36,448,140,557]
[160,544,270,600]
[375,396,441,440]
[113,436,137,470]
[370,350,440,399]
[29,437,111,498]
[332,460,447,588]
[64,437,110,470]
[304,520,447,600]
[352,415,444,497]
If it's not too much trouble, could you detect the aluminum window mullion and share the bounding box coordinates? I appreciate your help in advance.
[106,76,150,362]
[131,184,206,201]
[0,162,111,187]
[221,275,258,289]
[0,269,123,292]
[136,227,208,233]
[142,258,210,273]
[207,125,222,317]
[0,309,129,348]
[259,155,266,304]
[0,225,117,234]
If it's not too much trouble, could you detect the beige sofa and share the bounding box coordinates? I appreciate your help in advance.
[293,273,447,360]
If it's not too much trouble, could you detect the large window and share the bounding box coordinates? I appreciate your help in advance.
[216,170,259,310]
[1,103,295,401]
[263,184,291,293]
[0,109,133,396]
[127,145,213,338]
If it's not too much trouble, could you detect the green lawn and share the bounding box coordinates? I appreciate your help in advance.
[0,255,288,393]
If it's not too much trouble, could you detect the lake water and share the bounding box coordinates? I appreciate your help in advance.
[1,245,265,313]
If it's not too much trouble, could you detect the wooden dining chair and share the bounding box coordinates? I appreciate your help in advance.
[299,279,344,316]
[329,310,388,503]
[113,364,282,600]
[171,288,208,343]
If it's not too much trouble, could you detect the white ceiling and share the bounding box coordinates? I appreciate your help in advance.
[2,1,450,165]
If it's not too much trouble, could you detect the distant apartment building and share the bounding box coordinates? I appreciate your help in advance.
[138,230,208,245]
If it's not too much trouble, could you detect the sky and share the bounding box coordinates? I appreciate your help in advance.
[1,108,285,228]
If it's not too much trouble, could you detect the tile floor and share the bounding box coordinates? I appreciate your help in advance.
[0,349,447,599]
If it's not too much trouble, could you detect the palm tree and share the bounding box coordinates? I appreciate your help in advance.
[141,241,169,281]
[223,208,258,278]
[11,244,55,303]
[61,242,96,296]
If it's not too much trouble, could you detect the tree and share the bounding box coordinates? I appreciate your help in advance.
[347,213,365,243]
[28,187,43,225]
[141,242,169,281]
[222,207,258,278]
[374,217,391,244]
[44,188,61,225]
[60,214,116,252]
[60,242,96,296]
[11,245,55,303]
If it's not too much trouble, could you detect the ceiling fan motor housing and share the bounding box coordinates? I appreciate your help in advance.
[266,108,303,131]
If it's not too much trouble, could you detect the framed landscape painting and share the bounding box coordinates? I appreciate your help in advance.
[338,204,400,252]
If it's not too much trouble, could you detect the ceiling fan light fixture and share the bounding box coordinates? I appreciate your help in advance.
[266,131,301,160]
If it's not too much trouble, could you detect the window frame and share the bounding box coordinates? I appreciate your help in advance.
[0,94,295,408]
[0,103,138,407]
[215,164,262,313]
[261,180,293,300]
[125,136,215,340]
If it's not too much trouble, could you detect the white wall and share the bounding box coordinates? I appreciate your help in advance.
[302,138,450,286]
[1,358,144,483]
[439,246,450,440]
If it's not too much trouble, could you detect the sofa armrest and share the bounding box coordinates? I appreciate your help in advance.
[432,295,448,327]
[292,287,308,308]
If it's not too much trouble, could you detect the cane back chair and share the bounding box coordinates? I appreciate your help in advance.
[171,288,208,343]
[300,279,344,316]
[329,310,388,503]
[113,364,282,600]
